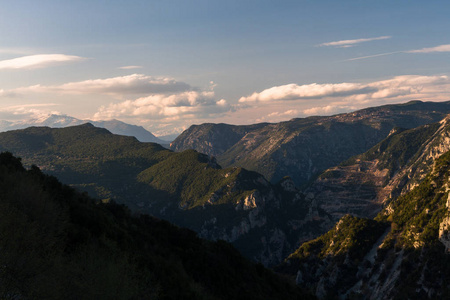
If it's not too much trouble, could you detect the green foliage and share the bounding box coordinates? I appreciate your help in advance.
[376,150,450,249]
[289,215,387,262]
[137,149,267,209]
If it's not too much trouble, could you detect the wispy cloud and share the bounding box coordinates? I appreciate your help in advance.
[0,54,85,70]
[118,65,143,70]
[346,51,403,61]
[7,74,192,97]
[347,43,450,61]
[318,36,391,48]
[406,44,450,53]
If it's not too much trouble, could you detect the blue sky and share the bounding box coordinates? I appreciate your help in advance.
[1,1,450,136]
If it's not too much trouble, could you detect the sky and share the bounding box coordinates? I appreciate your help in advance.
[1,0,450,136]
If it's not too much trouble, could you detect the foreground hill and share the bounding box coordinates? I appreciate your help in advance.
[0,124,330,266]
[0,152,312,300]
[278,142,450,299]
[171,100,450,186]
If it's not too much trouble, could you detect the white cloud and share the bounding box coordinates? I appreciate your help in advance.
[8,74,192,97]
[93,90,231,121]
[239,82,373,102]
[0,54,85,70]
[118,65,143,69]
[0,73,229,136]
[318,36,391,48]
[406,44,450,53]
[238,75,450,104]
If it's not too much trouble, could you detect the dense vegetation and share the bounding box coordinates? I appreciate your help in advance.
[288,215,387,261]
[137,149,263,209]
[278,215,388,298]
[0,152,313,300]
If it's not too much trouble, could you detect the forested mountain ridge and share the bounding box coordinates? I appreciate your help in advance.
[0,124,330,266]
[171,100,450,187]
[0,151,312,300]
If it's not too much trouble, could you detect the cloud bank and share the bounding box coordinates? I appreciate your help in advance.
[239,75,449,104]
[93,90,230,121]
[0,54,85,70]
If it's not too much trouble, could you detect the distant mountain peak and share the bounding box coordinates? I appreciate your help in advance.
[0,114,166,144]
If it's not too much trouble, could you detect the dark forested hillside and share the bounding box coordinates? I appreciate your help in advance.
[0,152,313,300]
[171,100,450,187]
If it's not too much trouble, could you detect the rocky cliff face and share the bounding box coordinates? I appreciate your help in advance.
[307,115,450,221]
[280,139,450,299]
[161,175,334,266]
[171,101,450,187]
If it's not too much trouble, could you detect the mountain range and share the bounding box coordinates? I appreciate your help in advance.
[171,100,450,187]
[3,100,450,298]
[0,114,167,144]
[0,124,330,266]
